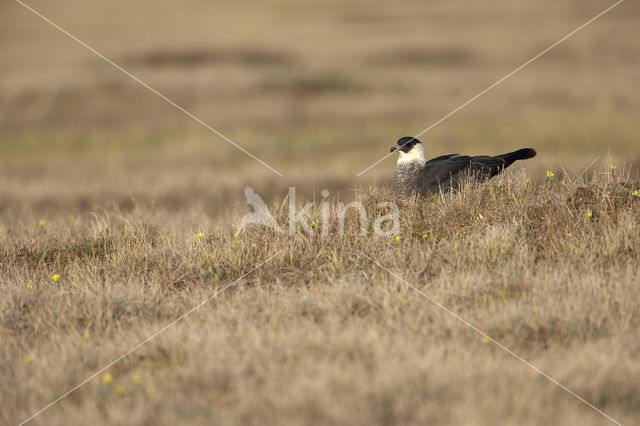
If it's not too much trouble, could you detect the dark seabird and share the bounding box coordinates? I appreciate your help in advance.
[390,136,536,203]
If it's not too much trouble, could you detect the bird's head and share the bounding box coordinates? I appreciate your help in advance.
[390,137,426,164]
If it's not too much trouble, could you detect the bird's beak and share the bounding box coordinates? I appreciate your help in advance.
[390,145,400,153]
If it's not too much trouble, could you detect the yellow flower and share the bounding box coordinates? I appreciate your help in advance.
[24,354,34,363]
[102,373,114,384]
[395,235,401,242]
[524,178,531,184]
[115,385,126,395]
[131,375,142,385]
[197,232,204,238]
[26,283,33,290]
[52,274,60,282]
[38,220,45,227]
[422,234,428,239]
[546,170,554,178]
[482,336,491,344]
[633,190,639,197]
[310,221,316,228]
[587,212,593,218]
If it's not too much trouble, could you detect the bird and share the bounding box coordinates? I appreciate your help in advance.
[390,136,536,203]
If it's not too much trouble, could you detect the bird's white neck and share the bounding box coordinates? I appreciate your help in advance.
[397,143,426,165]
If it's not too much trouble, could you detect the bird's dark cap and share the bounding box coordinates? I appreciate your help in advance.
[390,137,422,153]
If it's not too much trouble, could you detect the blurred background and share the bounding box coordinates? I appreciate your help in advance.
[1,0,639,217]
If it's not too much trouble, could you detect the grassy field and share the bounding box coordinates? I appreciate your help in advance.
[1,0,640,425]
[3,172,640,425]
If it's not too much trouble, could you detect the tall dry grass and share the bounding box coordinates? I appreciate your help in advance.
[2,0,640,424]
[2,168,639,425]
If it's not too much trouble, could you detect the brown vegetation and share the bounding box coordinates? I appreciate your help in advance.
[2,170,640,425]
[2,0,640,424]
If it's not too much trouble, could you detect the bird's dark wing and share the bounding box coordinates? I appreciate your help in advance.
[413,149,536,196]
[418,155,473,193]
[469,155,508,177]
[424,154,460,166]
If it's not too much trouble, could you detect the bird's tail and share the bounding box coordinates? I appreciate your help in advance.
[497,148,537,167]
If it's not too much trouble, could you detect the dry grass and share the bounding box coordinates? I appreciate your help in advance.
[2,0,640,180]
[2,169,640,425]
[2,0,640,424]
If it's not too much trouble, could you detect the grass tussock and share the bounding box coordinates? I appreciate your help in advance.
[1,168,640,425]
